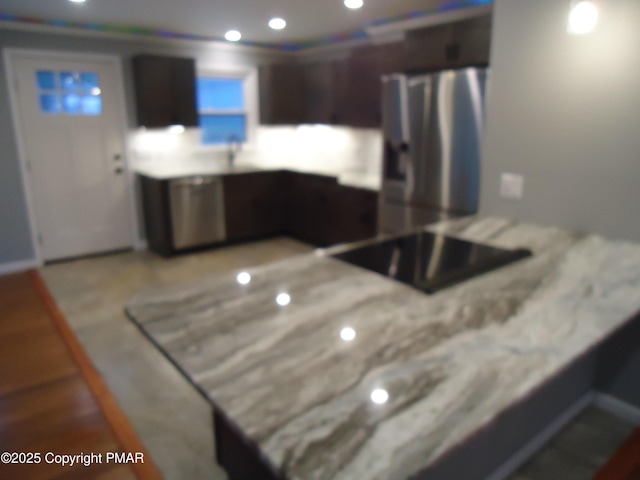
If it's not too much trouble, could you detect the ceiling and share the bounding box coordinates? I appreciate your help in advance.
[0,0,489,48]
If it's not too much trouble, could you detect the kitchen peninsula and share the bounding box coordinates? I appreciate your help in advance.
[125,216,640,480]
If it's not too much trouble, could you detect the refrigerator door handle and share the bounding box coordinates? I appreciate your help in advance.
[382,75,410,143]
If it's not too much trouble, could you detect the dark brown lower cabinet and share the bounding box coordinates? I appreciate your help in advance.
[140,170,378,256]
[286,172,338,246]
[139,175,174,256]
[223,172,287,241]
[329,184,378,246]
[285,173,378,247]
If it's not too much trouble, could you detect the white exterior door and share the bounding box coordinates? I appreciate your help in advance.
[12,53,132,261]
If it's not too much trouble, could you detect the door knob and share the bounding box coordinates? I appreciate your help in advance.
[114,167,124,174]
[113,154,122,161]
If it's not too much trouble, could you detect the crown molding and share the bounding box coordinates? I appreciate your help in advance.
[0,3,492,60]
[366,4,492,38]
[0,20,293,58]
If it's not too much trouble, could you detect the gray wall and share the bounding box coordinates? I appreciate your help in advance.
[480,0,640,242]
[0,28,288,266]
[0,60,33,264]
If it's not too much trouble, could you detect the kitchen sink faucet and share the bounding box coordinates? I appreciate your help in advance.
[227,134,242,168]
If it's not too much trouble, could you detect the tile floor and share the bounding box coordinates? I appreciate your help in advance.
[508,406,635,480]
[40,237,314,480]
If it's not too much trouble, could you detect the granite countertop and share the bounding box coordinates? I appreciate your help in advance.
[132,162,381,191]
[125,216,640,480]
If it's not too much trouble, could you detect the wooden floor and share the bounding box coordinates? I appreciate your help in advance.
[0,271,162,480]
[595,428,640,480]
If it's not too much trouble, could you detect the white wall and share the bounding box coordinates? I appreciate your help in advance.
[480,0,640,242]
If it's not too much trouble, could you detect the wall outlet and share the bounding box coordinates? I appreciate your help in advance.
[499,173,524,200]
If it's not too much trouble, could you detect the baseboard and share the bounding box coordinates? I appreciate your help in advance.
[486,393,594,480]
[0,258,39,276]
[134,239,148,251]
[593,393,640,426]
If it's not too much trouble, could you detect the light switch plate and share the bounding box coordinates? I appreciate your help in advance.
[499,173,524,200]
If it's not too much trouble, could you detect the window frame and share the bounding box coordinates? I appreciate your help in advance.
[194,64,258,151]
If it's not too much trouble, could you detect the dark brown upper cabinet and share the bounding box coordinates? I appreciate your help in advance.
[260,60,343,126]
[337,42,407,128]
[260,43,407,128]
[259,64,304,125]
[132,54,199,128]
[405,14,492,72]
[302,61,342,125]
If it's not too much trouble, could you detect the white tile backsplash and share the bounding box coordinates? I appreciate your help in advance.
[129,125,382,178]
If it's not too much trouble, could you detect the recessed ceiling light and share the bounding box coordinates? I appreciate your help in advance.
[69,0,86,3]
[225,30,242,42]
[344,0,364,10]
[269,18,287,30]
[568,1,598,35]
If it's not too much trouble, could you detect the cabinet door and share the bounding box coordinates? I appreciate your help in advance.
[170,57,198,127]
[302,62,339,124]
[223,172,285,241]
[133,56,173,128]
[287,173,338,246]
[259,64,304,125]
[405,23,453,72]
[405,16,491,72]
[452,15,492,67]
[379,42,407,75]
[342,46,384,128]
[328,186,378,245]
[139,175,174,256]
[132,55,198,128]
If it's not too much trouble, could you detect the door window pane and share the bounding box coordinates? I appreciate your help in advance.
[36,71,56,90]
[35,70,102,116]
[82,95,102,115]
[63,94,82,114]
[80,72,100,93]
[39,94,61,114]
[197,78,244,111]
[60,72,79,91]
[200,114,247,145]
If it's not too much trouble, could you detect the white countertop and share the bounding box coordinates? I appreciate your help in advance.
[127,216,640,480]
[132,162,381,192]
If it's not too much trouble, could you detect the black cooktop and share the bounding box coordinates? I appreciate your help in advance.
[330,231,532,294]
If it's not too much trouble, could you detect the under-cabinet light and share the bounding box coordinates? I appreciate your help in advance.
[168,125,185,134]
[344,0,364,9]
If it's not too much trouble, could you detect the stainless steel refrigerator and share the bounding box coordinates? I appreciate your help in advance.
[379,67,487,233]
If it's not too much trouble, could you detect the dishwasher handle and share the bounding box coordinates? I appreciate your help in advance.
[170,176,216,187]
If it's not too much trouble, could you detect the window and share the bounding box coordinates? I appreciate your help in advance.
[196,76,248,146]
[35,70,102,116]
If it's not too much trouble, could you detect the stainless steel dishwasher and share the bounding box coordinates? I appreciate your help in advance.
[168,176,226,250]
